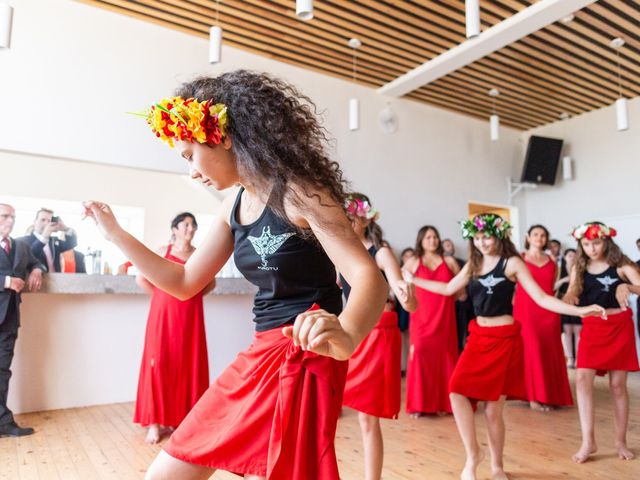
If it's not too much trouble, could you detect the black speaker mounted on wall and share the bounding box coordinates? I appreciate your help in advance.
[521,136,564,186]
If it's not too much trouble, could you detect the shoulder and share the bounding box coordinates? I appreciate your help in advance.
[444,256,459,270]
[374,245,395,264]
[284,182,345,230]
[155,245,168,256]
[404,255,420,273]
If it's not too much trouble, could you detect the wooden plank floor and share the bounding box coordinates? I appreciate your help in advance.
[2,371,638,479]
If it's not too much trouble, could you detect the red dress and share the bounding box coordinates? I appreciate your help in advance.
[133,246,209,428]
[343,310,401,419]
[406,260,458,414]
[513,258,573,406]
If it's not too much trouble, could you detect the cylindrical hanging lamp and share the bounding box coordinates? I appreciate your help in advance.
[209,25,222,64]
[296,0,313,20]
[465,0,480,39]
[615,98,628,132]
[0,3,13,50]
[489,88,499,141]
[348,38,362,132]
[349,98,360,131]
[610,38,628,132]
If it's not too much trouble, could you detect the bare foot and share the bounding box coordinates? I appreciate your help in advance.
[491,467,509,480]
[572,442,597,463]
[616,443,634,460]
[409,412,425,419]
[144,424,161,444]
[529,401,550,412]
[460,449,485,480]
[436,411,449,417]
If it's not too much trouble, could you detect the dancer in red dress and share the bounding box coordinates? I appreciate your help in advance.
[406,214,604,480]
[83,71,388,480]
[404,225,460,416]
[133,213,213,444]
[562,222,640,464]
[513,224,573,411]
[339,193,416,480]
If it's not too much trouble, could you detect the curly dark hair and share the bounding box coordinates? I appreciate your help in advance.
[174,70,348,233]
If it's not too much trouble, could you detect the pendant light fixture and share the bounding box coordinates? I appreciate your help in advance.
[209,0,222,64]
[489,88,499,141]
[465,0,480,39]
[610,37,628,131]
[0,3,13,50]
[296,0,313,20]
[348,38,361,131]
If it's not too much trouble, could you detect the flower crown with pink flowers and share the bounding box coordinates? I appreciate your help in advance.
[571,222,617,241]
[344,194,379,221]
[461,213,511,240]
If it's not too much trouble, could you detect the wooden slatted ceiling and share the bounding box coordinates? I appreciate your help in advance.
[79,0,640,131]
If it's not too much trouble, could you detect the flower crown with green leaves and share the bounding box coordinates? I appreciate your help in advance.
[344,194,379,221]
[460,213,511,240]
[131,96,228,148]
[571,222,617,241]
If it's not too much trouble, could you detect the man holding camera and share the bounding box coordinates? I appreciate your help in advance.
[0,203,44,437]
[21,208,78,273]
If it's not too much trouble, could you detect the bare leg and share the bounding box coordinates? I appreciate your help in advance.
[145,450,215,480]
[485,396,508,480]
[450,393,484,480]
[145,424,161,445]
[529,401,550,412]
[561,325,574,368]
[609,370,634,460]
[573,325,582,361]
[358,412,384,480]
[573,368,598,463]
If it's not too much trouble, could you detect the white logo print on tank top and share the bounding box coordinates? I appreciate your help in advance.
[596,275,617,292]
[248,226,295,271]
[478,275,505,294]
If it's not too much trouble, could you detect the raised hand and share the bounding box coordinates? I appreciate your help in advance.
[82,201,124,242]
[282,308,355,361]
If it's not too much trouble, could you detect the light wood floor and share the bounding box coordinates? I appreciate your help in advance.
[2,371,639,480]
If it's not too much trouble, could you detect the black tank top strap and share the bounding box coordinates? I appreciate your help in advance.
[229,187,245,227]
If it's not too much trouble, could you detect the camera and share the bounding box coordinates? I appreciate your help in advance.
[51,215,60,224]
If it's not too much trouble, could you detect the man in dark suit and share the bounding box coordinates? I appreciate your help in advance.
[21,208,77,273]
[0,203,45,437]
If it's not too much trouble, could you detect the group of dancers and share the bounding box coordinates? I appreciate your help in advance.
[81,70,639,480]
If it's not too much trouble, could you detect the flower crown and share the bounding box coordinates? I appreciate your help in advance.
[132,96,228,148]
[461,214,511,240]
[345,195,379,221]
[571,222,617,241]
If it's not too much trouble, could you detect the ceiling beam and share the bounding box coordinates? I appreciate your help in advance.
[377,0,597,97]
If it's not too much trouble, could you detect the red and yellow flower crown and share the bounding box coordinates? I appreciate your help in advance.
[133,97,228,148]
[571,222,617,241]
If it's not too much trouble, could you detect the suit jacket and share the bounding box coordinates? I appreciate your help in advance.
[20,232,77,273]
[0,238,45,325]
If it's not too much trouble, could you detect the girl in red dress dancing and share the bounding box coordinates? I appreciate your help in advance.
[134,213,214,444]
[403,225,460,416]
[513,224,573,411]
[340,193,416,480]
[84,71,388,480]
[405,214,604,480]
[563,222,640,463]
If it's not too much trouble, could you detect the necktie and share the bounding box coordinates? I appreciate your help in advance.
[43,242,55,272]
[1,238,9,254]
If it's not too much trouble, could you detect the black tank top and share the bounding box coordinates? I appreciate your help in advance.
[468,258,516,317]
[230,188,342,331]
[579,266,622,309]
[340,246,385,301]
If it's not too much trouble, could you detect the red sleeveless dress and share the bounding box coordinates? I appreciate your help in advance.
[406,259,458,414]
[513,258,573,406]
[133,245,210,428]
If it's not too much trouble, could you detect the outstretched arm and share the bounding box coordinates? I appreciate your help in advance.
[376,246,417,312]
[83,195,235,300]
[509,257,605,318]
[410,262,471,296]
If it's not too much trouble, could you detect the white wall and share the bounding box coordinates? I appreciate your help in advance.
[1,0,522,254]
[10,293,255,414]
[514,97,639,256]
